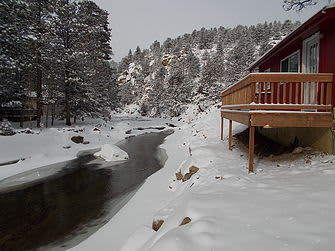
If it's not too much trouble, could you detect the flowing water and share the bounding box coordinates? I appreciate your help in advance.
[0,130,173,251]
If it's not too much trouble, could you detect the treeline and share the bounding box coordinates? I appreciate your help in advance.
[0,0,116,126]
[117,20,300,117]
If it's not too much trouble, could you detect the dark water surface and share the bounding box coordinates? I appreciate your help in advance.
[0,130,173,251]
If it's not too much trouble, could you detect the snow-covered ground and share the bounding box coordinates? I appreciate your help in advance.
[70,105,335,251]
[0,113,172,181]
[1,105,335,251]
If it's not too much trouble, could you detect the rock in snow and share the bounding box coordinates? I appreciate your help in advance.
[152,219,164,232]
[94,144,129,162]
[71,135,84,144]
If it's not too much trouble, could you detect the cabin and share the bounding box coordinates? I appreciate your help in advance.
[220,4,335,172]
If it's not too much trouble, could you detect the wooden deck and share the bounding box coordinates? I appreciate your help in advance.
[220,73,334,172]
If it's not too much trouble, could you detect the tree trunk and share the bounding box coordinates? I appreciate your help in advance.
[65,70,71,126]
[51,103,55,126]
[36,59,42,128]
[20,107,24,128]
[45,104,49,128]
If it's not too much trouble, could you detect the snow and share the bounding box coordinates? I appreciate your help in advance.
[94,144,129,162]
[2,105,335,251]
[71,105,335,251]
[0,115,172,181]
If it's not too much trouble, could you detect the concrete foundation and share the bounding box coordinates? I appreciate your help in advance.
[257,127,335,154]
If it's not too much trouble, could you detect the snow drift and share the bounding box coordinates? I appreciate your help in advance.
[94,144,129,162]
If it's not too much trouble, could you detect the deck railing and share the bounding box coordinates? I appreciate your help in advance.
[222,73,334,108]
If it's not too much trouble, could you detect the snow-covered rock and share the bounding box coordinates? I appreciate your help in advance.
[94,144,129,162]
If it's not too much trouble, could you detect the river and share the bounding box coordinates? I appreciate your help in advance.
[0,130,173,251]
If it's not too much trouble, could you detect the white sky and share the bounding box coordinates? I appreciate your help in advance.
[93,0,328,61]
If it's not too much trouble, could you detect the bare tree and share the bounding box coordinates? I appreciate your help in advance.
[283,0,332,11]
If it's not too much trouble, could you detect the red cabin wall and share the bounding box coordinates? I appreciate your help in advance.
[257,16,335,107]
[319,21,335,106]
[259,41,302,73]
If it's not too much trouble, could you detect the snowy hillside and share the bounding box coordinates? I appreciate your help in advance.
[116,21,300,118]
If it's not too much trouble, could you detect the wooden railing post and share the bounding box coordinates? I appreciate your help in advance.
[326,82,332,105]
[229,120,232,150]
[250,82,256,103]
[221,117,224,140]
[249,126,255,173]
[295,83,299,104]
[283,83,287,104]
[320,83,325,105]
[289,82,293,104]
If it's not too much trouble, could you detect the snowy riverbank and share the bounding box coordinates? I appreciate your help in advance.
[0,114,173,181]
[72,105,335,251]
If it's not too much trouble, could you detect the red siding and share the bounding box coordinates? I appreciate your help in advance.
[256,9,335,107]
[319,20,335,106]
[259,42,302,72]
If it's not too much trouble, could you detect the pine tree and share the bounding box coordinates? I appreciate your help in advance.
[184,51,200,79]
[25,0,55,127]
[118,49,132,72]
[133,45,142,62]
[71,0,112,121]
[0,0,29,112]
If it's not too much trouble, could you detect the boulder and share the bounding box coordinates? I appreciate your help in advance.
[175,170,183,180]
[189,165,199,174]
[182,172,192,182]
[152,219,164,231]
[181,166,200,182]
[83,141,90,145]
[71,135,84,144]
[180,217,192,226]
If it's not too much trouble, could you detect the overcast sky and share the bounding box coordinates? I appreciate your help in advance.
[93,0,327,62]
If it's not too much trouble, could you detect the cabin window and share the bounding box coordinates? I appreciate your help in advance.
[280,51,300,72]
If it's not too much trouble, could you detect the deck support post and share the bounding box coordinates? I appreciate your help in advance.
[249,126,255,173]
[228,120,232,150]
[220,117,224,140]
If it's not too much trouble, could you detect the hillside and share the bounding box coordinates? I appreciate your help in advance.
[116,20,300,117]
